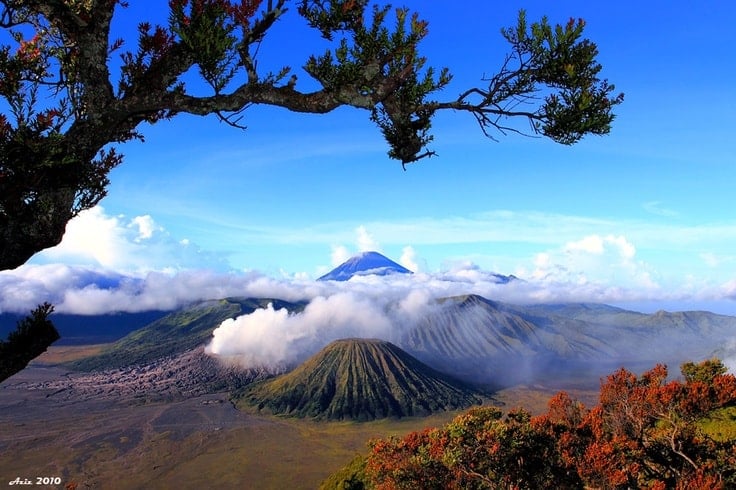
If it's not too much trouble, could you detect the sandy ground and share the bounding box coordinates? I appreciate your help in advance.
[0,349,471,489]
[0,362,278,489]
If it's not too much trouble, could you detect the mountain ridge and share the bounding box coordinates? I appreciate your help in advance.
[61,294,736,402]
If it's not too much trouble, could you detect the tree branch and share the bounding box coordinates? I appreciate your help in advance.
[160,81,373,116]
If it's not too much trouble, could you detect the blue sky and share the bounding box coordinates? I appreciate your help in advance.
[5,1,736,314]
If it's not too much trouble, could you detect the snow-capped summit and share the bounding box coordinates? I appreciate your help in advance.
[318,251,413,281]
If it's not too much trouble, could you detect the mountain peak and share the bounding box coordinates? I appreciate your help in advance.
[318,251,413,281]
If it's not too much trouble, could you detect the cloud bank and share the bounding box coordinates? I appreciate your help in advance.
[2,206,735,321]
[6,256,734,317]
[4,211,736,372]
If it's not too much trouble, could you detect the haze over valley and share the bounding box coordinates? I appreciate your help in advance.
[5,251,736,388]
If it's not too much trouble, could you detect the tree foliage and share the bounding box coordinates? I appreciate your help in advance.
[0,302,59,382]
[358,359,736,489]
[0,0,623,271]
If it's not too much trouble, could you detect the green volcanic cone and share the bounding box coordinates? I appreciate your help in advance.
[236,338,483,421]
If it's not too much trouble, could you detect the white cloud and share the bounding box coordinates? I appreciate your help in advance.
[206,290,415,369]
[564,234,635,259]
[3,251,736,321]
[528,234,656,293]
[31,206,227,273]
[356,225,380,252]
[0,265,324,315]
[327,225,383,268]
[38,207,126,268]
[565,235,606,255]
[3,208,736,321]
[607,235,637,260]
[399,246,418,272]
[330,245,351,267]
[131,215,158,241]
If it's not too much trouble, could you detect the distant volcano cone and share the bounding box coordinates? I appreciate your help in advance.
[318,251,412,281]
[237,338,482,421]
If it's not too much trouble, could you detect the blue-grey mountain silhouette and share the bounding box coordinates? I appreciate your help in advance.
[318,251,412,281]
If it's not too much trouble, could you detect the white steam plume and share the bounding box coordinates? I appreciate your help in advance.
[206,291,417,369]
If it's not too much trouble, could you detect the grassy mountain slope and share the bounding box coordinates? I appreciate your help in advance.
[237,338,483,421]
[68,298,305,371]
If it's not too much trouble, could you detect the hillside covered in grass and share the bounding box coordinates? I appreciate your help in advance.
[68,298,305,371]
[237,338,483,421]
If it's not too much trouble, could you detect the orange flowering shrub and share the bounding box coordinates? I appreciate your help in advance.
[364,359,736,489]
